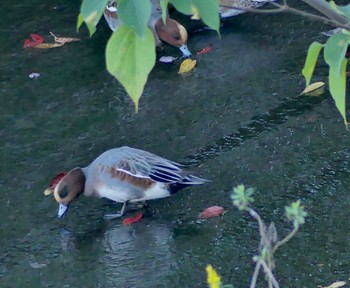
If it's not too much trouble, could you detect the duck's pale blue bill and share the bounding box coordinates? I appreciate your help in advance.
[57,203,68,219]
[179,44,191,57]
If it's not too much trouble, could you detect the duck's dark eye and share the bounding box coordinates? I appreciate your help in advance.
[173,34,181,41]
[59,186,69,199]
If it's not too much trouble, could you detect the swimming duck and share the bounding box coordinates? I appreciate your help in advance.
[47,146,208,219]
[219,0,276,18]
[104,0,191,57]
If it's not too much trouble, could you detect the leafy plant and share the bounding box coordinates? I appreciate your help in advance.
[77,0,220,110]
[206,185,307,288]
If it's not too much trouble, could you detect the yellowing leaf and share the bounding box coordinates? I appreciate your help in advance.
[323,281,346,288]
[178,59,197,74]
[191,5,200,20]
[33,43,65,49]
[300,82,325,96]
[50,32,80,43]
[206,265,221,288]
[44,188,53,196]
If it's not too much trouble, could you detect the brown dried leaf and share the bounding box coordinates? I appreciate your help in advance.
[33,43,65,49]
[50,32,81,43]
[301,81,325,96]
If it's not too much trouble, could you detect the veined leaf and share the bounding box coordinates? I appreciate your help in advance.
[106,25,156,110]
[159,0,168,24]
[302,42,323,86]
[169,0,192,14]
[118,0,152,37]
[192,0,220,33]
[170,0,220,34]
[329,0,350,18]
[80,0,109,36]
[324,32,349,76]
[329,58,348,124]
[77,13,84,32]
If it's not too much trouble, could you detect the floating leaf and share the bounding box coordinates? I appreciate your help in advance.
[206,265,221,288]
[33,43,65,49]
[30,262,47,269]
[159,56,177,63]
[302,42,323,86]
[23,34,44,48]
[178,59,197,74]
[197,43,213,55]
[49,32,80,43]
[323,281,346,288]
[106,25,156,110]
[300,81,325,96]
[123,213,142,225]
[199,206,224,219]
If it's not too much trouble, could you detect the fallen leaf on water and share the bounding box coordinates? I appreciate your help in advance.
[178,59,197,74]
[199,206,224,219]
[123,213,143,225]
[300,81,325,96]
[23,34,44,48]
[159,56,177,63]
[33,42,65,49]
[50,32,80,43]
[197,43,213,55]
[44,172,67,195]
[322,281,346,288]
[29,72,40,79]
[30,262,47,269]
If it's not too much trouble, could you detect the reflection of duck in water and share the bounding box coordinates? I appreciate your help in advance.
[49,146,208,219]
[104,0,192,57]
[219,0,277,18]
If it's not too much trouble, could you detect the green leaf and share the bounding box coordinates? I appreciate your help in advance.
[170,0,220,33]
[81,0,109,36]
[118,0,152,37]
[77,13,84,32]
[324,32,349,76]
[329,58,348,124]
[159,0,168,24]
[285,200,307,228]
[329,0,350,18]
[106,25,156,110]
[192,0,220,33]
[169,0,192,14]
[302,42,323,86]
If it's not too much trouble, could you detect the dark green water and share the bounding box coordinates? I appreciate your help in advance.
[1,0,350,287]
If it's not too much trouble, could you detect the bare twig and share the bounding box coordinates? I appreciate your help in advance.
[272,225,299,253]
[220,0,350,31]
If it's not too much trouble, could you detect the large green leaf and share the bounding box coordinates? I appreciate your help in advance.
[106,25,156,110]
[169,0,192,14]
[77,13,84,32]
[302,42,323,86]
[329,58,348,125]
[159,0,168,24]
[329,0,350,18]
[192,0,220,33]
[324,32,349,76]
[80,0,109,36]
[118,0,152,37]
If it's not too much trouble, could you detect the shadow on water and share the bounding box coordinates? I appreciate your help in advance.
[185,95,325,165]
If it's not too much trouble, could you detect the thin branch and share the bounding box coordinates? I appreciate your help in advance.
[220,0,350,31]
[250,260,262,288]
[259,260,280,288]
[272,225,299,253]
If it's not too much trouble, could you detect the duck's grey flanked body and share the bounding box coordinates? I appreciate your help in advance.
[53,146,208,219]
[219,0,276,18]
